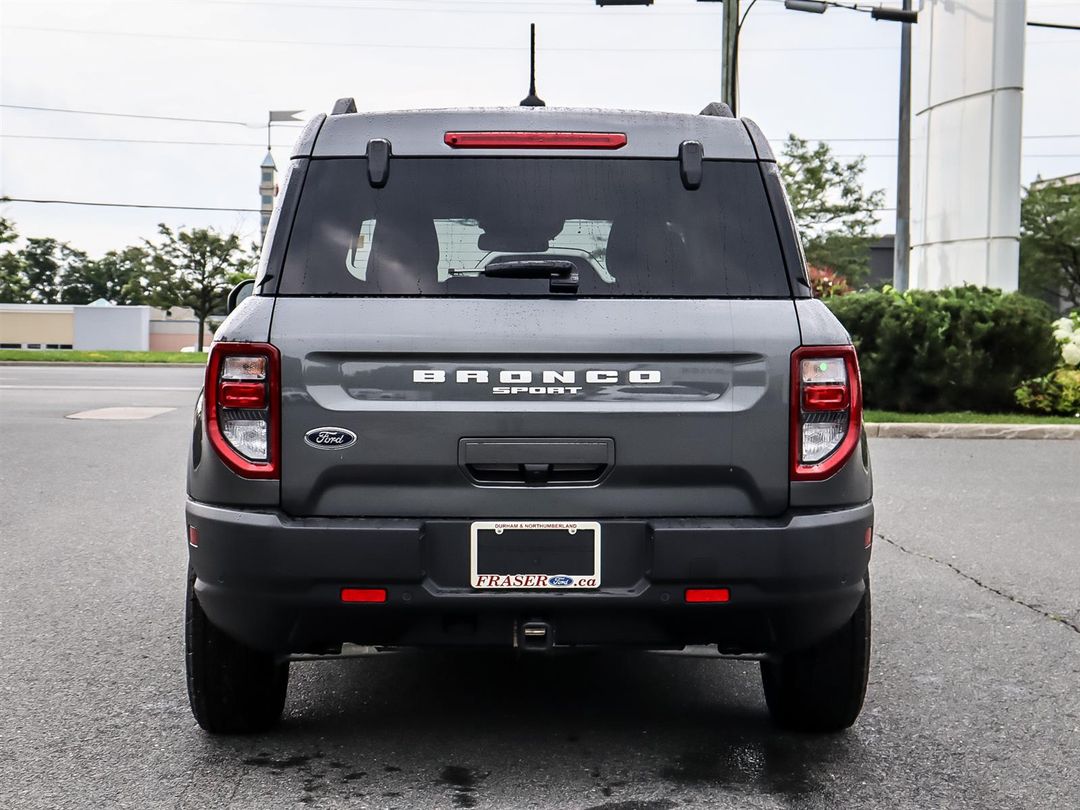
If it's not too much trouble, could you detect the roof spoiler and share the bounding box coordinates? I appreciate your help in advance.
[699,102,734,118]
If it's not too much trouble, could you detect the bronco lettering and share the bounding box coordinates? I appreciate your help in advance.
[413,368,662,385]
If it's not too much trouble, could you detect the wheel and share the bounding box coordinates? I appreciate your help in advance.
[185,567,289,733]
[760,579,871,733]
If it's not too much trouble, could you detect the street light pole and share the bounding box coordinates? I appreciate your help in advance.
[593,0,916,173]
[721,0,740,115]
[260,110,303,245]
[892,0,912,291]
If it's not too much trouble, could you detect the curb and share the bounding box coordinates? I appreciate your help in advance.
[866,422,1080,440]
[0,361,205,368]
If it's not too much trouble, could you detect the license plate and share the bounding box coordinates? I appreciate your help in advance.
[470,521,601,589]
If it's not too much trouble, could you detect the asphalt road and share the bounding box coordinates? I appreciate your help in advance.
[1,364,1077,810]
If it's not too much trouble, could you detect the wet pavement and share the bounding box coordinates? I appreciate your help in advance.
[1,365,1078,809]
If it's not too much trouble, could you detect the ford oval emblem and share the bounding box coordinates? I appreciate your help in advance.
[304,427,357,450]
[548,575,574,587]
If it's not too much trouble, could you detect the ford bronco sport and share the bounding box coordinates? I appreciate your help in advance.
[185,100,874,735]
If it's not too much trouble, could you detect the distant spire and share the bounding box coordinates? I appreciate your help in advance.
[519,23,546,107]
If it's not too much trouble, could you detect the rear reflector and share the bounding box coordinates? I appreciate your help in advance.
[187,526,199,548]
[341,588,387,604]
[444,131,627,150]
[685,588,731,603]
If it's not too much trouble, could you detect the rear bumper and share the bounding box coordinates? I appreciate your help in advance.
[186,500,873,655]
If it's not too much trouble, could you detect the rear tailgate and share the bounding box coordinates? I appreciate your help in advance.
[272,297,798,518]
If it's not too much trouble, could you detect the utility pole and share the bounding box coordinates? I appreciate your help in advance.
[721,0,739,115]
[595,0,915,130]
[892,0,912,291]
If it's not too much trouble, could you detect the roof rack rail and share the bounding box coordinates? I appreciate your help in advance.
[699,102,734,119]
[331,97,357,115]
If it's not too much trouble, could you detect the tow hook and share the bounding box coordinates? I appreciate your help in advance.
[518,620,554,651]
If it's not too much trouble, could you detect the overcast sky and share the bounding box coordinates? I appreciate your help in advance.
[2,0,1079,256]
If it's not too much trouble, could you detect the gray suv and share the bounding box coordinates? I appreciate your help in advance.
[185,100,874,735]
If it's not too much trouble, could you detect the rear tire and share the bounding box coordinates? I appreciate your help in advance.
[760,579,871,733]
[185,567,289,734]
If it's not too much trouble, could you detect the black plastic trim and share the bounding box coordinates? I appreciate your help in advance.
[759,162,812,298]
[366,138,391,187]
[290,114,326,159]
[700,101,734,118]
[741,118,776,162]
[187,501,873,653]
[331,97,357,115]
[255,158,309,297]
[679,140,704,189]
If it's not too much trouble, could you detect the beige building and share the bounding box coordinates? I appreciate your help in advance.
[0,304,75,349]
[0,301,213,351]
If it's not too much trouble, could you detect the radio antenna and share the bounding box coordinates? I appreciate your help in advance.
[519,23,546,107]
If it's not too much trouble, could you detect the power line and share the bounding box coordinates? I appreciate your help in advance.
[1028,20,1080,31]
[1,194,898,215]
[203,0,740,15]
[3,198,259,213]
[5,103,1078,143]
[770,134,1080,142]
[7,21,1075,52]
[1,134,296,148]
[3,132,1079,156]
[0,103,259,127]
[834,153,1080,159]
[1,24,902,53]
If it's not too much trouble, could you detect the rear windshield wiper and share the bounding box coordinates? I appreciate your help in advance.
[450,259,579,294]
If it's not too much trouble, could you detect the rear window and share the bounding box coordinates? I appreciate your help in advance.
[279,158,790,297]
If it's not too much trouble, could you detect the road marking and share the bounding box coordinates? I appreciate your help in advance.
[0,385,199,391]
[66,407,177,420]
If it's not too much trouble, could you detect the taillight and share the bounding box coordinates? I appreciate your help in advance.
[443,131,628,149]
[205,342,280,479]
[791,345,862,481]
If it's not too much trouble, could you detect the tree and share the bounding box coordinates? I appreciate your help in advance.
[0,218,92,304]
[16,237,87,304]
[0,216,29,303]
[60,246,151,305]
[778,135,885,287]
[145,225,255,351]
[1020,180,1080,310]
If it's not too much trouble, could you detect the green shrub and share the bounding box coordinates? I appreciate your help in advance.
[825,286,1059,412]
[1014,369,1080,416]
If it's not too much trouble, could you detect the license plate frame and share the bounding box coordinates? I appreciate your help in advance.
[470,521,601,590]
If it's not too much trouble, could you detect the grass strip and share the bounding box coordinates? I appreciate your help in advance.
[865,409,1078,425]
[0,349,206,364]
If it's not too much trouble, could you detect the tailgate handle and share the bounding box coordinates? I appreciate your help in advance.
[459,439,614,486]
